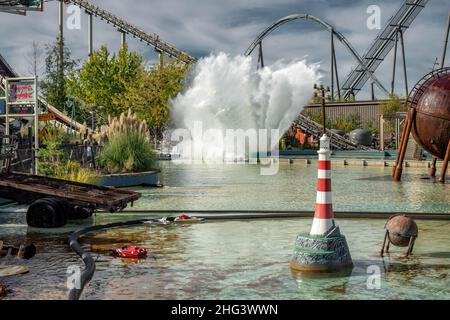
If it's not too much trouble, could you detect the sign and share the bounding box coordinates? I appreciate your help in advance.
[38,113,56,121]
[0,99,5,115]
[8,104,34,115]
[7,79,36,104]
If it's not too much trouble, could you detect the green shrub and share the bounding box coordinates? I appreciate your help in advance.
[54,160,98,184]
[99,130,156,173]
[334,112,362,132]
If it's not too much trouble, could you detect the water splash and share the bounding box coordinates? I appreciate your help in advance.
[170,52,320,160]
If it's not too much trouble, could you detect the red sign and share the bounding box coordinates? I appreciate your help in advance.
[7,80,35,104]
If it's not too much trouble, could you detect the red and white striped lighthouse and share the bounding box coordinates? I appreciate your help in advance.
[310,134,335,236]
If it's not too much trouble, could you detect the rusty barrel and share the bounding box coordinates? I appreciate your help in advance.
[410,68,450,160]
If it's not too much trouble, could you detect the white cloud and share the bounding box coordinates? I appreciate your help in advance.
[0,0,448,100]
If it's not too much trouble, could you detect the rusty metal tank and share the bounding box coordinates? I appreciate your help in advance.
[385,215,418,247]
[409,67,450,159]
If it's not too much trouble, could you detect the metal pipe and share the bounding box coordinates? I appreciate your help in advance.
[399,28,409,97]
[391,29,398,95]
[87,12,93,56]
[438,139,450,183]
[441,12,450,68]
[120,30,126,47]
[333,44,341,100]
[258,42,264,69]
[330,32,334,101]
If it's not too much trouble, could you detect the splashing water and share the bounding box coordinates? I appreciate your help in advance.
[170,52,320,160]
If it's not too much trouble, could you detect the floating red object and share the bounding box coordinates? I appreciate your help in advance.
[111,246,147,258]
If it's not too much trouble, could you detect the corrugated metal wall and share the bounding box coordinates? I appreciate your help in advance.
[302,100,392,128]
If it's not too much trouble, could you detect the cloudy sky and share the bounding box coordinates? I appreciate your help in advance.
[0,0,449,99]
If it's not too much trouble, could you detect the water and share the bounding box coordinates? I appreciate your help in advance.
[129,161,450,213]
[0,162,449,299]
[170,53,319,159]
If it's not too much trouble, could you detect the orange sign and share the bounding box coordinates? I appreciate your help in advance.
[38,113,56,121]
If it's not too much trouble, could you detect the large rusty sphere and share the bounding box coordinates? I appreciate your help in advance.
[385,215,418,247]
[410,69,450,159]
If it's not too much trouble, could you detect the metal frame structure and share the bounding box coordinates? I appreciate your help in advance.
[244,13,389,101]
[65,0,196,64]
[341,0,428,100]
[0,76,39,173]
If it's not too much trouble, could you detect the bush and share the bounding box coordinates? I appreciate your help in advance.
[54,160,98,184]
[99,130,156,173]
[334,112,362,132]
[38,128,98,183]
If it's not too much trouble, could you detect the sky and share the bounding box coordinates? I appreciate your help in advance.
[0,0,449,99]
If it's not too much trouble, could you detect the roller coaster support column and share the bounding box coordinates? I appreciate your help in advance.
[393,107,416,181]
[88,12,93,55]
[438,139,450,183]
[120,30,126,47]
[441,12,450,68]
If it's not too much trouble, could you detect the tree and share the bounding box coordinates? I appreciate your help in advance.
[135,59,190,142]
[68,44,143,119]
[40,36,78,111]
[25,41,43,77]
[69,45,190,142]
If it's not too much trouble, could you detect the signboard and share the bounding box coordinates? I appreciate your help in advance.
[7,79,36,104]
[9,104,34,115]
[0,98,5,115]
[39,113,56,121]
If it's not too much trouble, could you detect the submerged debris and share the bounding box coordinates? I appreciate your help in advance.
[0,284,8,298]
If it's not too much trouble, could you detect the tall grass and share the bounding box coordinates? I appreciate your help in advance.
[99,130,156,173]
[54,160,98,184]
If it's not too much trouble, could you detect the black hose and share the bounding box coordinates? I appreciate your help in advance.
[67,219,147,300]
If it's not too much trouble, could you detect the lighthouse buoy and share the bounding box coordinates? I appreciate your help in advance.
[290,134,353,273]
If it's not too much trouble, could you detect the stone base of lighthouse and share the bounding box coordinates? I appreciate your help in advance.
[290,227,353,273]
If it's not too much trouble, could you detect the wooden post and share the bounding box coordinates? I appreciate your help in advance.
[438,139,450,183]
[393,108,415,181]
[429,157,437,177]
[379,115,385,151]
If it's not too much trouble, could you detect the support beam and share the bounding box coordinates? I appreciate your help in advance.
[429,157,437,177]
[371,81,375,100]
[441,12,450,68]
[120,30,126,47]
[379,115,385,151]
[393,107,416,181]
[391,29,398,95]
[258,42,264,69]
[438,139,450,183]
[332,44,340,100]
[330,32,334,101]
[87,12,93,56]
[399,29,409,97]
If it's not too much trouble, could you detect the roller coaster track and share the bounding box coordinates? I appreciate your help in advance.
[245,13,389,97]
[293,114,375,151]
[67,0,196,64]
[341,0,429,99]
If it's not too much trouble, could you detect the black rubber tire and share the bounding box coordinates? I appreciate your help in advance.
[68,206,93,220]
[26,198,68,228]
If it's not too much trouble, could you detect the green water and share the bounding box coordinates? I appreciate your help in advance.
[0,161,449,299]
[129,161,449,213]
